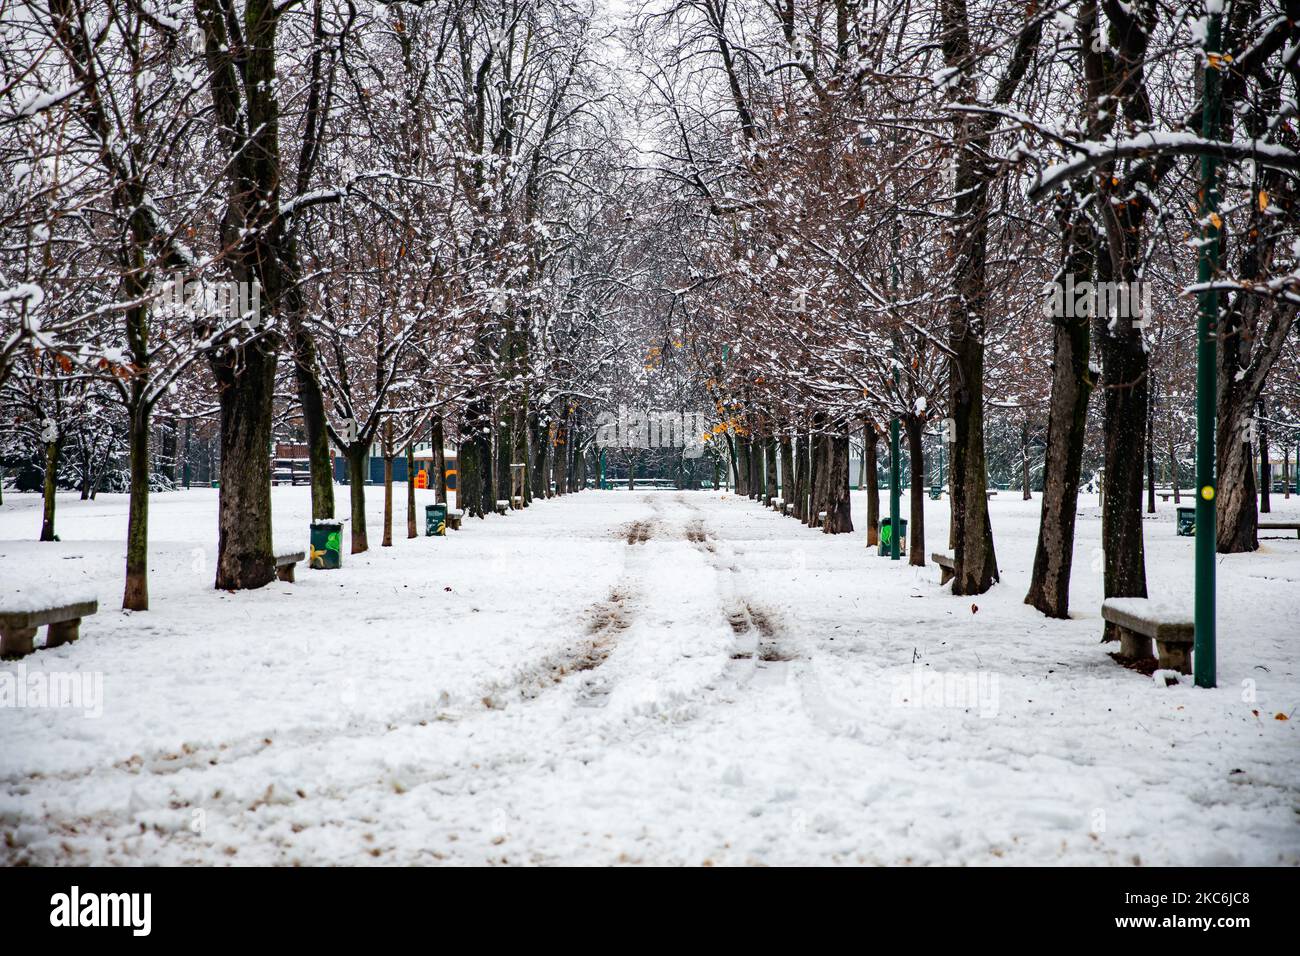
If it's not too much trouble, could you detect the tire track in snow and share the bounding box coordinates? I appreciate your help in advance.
[2,500,666,864]
[683,513,797,664]
[3,494,795,864]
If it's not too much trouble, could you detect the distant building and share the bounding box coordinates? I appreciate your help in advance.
[330,441,457,488]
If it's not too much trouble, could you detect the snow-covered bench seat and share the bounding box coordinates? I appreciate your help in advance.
[0,592,98,658]
[931,551,956,586]
[1101,598,1193,674]
[494,499,509,515]
[275,550,306,583]
[447,509,463,531]
[1258,521,1300,539]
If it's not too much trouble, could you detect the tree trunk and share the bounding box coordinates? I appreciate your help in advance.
[1169,437,1180,504]
[382,450,393,548]
[1216,395,1257,553]
[282,262,335,521]
[1096,315,1149,644]
[39,439,59,542]
[1021,419,1032,500]
[496,412,513,504]
[553,421,568,497]
[211,342,277,590]
[295,345,335,521]
[406,442,417,538]
[160,416,177,484]
[79,445,91,500]
[779,433,794,507]
[346,443,369,553]
[734,435,749,497]
[1026,273,1093,618]
[865,428,880,545]
[123,403,150,610]
[517,407,532,503]
[906,416,925,565]
[764,436,778,504]
[937,0,1032,596]
[748,431,762,500]
[459,397,491,517]
[793,429,809,521]
[856,427,867,491]
[744,434,755,498]
[823,425,853,534]
[569,412,582,492]
[1146,402,1156,514]
[1258,403,1270,514]
[530,413,548,500]
[432,418,447,506]
[809,414,829,528]
[948,330,999,593]
[543,432,555,497]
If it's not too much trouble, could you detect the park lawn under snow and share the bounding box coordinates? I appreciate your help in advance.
[0,483,1296,866]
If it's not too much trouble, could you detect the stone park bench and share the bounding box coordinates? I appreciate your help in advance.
[275,550,305,583]
[447,509,463,531]
[494,499,509,515]
[932,551,956,586]
[1258,521,1300,539]
[0,596,98,658]
[1101,598,1194,675]
[771,497,784,511]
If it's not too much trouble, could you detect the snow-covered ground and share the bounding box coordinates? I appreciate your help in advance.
[0,484,1296,865]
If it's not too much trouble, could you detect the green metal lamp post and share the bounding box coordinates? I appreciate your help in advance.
[1194,10,1222,689]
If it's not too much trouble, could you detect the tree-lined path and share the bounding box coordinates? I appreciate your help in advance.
[1,488,1295,865]
[2,0,1300,868]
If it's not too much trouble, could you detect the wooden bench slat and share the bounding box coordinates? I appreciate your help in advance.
[0,600,99,630]
[1258,522,1300,536]
[931,552,955,585]
[1101,597,1194,675]
[273,551,305,584]
[0,598,98,657]
[1101,598,1192,641]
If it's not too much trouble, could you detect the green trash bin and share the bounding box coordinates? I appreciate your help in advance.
[310,520,343,569]
[877,517,908,556]
[929,485,942,501]
[1176,507,1195,537]
[425,503,448,537]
